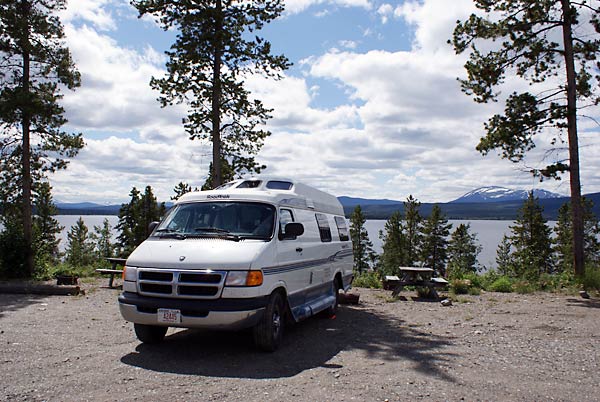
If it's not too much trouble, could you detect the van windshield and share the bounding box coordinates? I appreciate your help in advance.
[153,202,276,240]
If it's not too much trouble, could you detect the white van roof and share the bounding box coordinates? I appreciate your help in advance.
[177,177,344,216]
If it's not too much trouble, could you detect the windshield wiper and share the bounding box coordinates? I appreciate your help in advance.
[194,227,241,241]
[194,227,230,233]
[155,228,187,240]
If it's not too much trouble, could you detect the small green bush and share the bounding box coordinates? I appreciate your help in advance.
[50,263,97,279]
[513,280,535,294]
[488,276,513,293]
[581,266,600,290]
[353,271,382,289]
[450,279,471,295]
[462,272,482,289]
[468,287,481,296]
[479,269,502,290]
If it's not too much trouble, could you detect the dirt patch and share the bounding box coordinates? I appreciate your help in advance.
[1,281,599,401]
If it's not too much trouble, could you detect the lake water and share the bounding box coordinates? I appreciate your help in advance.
[54,216,555,269]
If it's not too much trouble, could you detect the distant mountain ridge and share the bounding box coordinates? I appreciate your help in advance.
[450,186,563,203]
[56,187,599,220]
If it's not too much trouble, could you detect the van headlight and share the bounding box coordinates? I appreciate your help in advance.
[123,265,138,282]
[225,270,263,287]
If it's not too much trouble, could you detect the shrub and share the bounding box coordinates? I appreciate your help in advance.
[450,279,471,295]
[581,266,600,290]
[353,271,382,289]
[488,276,513,293]
[479,269,502,290]
[462,272,482,289]
[513,280,535,294]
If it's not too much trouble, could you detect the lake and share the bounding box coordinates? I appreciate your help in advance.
[365,220,516,269]
[54,216,556,269]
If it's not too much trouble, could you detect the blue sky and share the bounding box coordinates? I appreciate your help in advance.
[50,0,600,204]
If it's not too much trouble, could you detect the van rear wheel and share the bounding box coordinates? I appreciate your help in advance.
[134,324,167,344]
[253,292,285,352]
[323,279,340,318]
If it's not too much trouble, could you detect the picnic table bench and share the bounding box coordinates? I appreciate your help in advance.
[389,267,449,299]
[95,257,127,288]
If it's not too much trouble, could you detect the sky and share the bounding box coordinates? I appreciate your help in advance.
[49,0,600,204]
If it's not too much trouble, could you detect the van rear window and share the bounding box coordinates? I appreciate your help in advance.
[334,216,350,241]
[266,180,293,190]
[315,213,332,242]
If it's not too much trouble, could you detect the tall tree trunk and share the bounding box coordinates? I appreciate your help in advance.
[211,0,223,189]
[561,0,585,277]
[20,0,34,277]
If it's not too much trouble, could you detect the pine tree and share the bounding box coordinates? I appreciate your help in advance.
[132,0,290,188]
[451,0,600,277]
[92,218,115,261]
[379,211,406,276]
[201,158,236,190]
[447,223,481,278]
[509,192,553,279]
[116,186,165,256]
[403,195,422,266]
[496,235,514,277]
[33,182,62,265]
[65,217,95,267]
[172,182,194,201]
[349,205,374,274]
[420,205,452,277]
[554,199,600,272]
[0,0,83,276]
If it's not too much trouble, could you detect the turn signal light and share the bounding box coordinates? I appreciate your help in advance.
[246,270,263,287]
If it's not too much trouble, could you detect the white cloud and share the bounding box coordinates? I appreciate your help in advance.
[48,0,599,204]
[377,3,393,24]
[61,24,183,135]
[283,0,372,15]
[338,40,358,49]
[58,0,117,31]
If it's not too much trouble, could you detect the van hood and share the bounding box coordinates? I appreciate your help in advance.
[126,238,270,270]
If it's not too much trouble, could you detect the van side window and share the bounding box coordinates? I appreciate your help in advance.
[279,209,295,240]
[315,213,332,242]
[334,216,350,241]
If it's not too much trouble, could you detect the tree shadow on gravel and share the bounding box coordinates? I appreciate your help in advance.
[566,298,600,309]
[0,294,45,319]
[120,305,457,381]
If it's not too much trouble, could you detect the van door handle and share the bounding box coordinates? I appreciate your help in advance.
[296,247,303,253]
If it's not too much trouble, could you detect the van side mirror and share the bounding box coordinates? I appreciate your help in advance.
[282,222,304,239]
[148,221,159,235]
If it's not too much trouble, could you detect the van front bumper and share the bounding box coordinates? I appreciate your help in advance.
[118,292,268,330]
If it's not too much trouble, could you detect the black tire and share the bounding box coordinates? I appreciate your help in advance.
[253,291,285,352]
[322,279,340,318]
[134,324,168,344]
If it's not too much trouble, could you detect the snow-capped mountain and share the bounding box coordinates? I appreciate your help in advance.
[451,186,563,203]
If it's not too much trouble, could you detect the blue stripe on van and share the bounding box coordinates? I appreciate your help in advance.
[262,249,352,276]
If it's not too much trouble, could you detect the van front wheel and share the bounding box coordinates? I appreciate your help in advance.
[253,292,285,352]
[134,324,167,344]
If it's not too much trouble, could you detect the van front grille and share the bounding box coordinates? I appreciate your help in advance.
[137,269,226,299]
[178,285,219,296]
[140,271,173,281]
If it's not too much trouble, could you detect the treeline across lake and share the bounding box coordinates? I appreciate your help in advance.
[342,192,600,221]
[349,193,600,293]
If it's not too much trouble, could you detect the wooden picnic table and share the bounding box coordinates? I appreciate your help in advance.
[95,257,127,288]
[390,266,448,299]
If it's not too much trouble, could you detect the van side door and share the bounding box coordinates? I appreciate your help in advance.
[274,208,307,310]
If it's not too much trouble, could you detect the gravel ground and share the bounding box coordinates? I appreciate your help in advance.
[1,280,599,401]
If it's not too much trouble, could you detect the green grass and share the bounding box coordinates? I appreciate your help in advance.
[353,271,382,289]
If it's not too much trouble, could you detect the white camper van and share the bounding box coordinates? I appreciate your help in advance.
[118,177,354,351]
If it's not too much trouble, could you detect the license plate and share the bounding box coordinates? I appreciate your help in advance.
[157,308,181,324]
